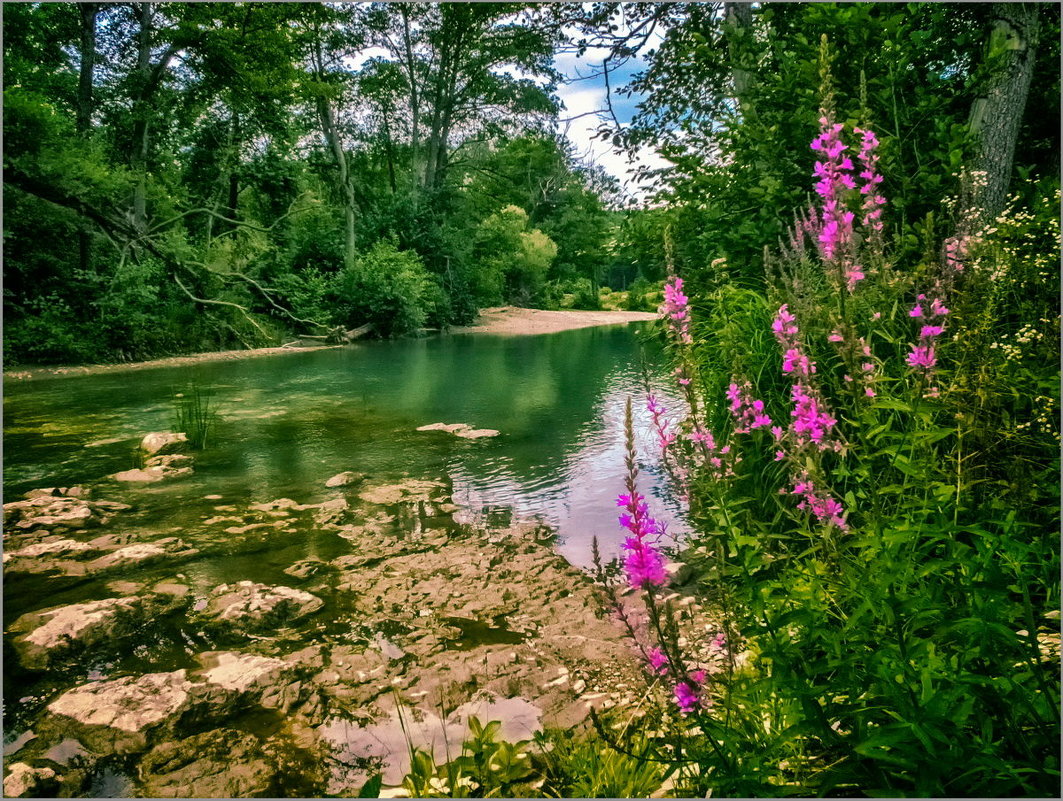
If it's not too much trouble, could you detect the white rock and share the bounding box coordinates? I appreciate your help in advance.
[199,652,288,692]
[47,670,192,733]
[139,432,189,457]
[3,763,56,797]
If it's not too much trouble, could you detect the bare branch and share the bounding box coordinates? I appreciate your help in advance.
[173,275,272,341]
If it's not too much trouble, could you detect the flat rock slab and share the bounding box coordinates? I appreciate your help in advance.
[416,422,500,439]
[10,594,185,669]
[196,651,290,693]
[46,670,194,752]
[200,581,324,631]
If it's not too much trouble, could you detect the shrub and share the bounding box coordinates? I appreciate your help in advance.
[561,277,600,310]
[331,240,433,338]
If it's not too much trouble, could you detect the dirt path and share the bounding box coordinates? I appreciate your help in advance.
[4,308,657,383]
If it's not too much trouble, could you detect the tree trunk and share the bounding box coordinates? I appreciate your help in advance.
[76,4,98,134]
[316,94,357,267]
[723,2,754,111]
[964,3,1041,230]
[400,6,422,191]
[311,37,358,267]
[77,3,99,273]
[131,3,153,230]
[224,113,240,232]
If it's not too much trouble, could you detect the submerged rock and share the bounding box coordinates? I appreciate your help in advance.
[358,479,447,506]
[89,538,199,572]
[23,486,90,500]
[454,428,500,439]
[416,422,473,433]
[325,471,365,488]
[137,728,277,798]
[9,594,186,669]
[139,432,189,457]
[3,762,59,798]
[199,581,324,631]
[3,538,96,562]
[4,496,105,531]
[416,422,500,439]
[113,453,193,483]
[283,558,331,580]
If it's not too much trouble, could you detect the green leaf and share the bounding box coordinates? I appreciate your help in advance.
[358,773,383,798]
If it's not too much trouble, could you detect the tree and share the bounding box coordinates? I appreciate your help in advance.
[963,2,1044,229]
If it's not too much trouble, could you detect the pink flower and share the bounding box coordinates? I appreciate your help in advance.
[771,304,799,340]
[828,330,845,343]
[909,303,924,318]
[791,474,848,530]
[791,384,837,447]
[647,648,669,676]
[618,489,667,589]
[930,299,949,317]
[659,276,693,344]
[728,381,773,433]
[624,540,667,588]
[920,325,944,339]
[673,670,707,714]
[907,345,937,369]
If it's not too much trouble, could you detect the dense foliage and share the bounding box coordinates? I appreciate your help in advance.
[3,2,654,366]
[3,3,1059,796]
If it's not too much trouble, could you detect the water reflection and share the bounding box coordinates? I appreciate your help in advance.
[3,325,685,569]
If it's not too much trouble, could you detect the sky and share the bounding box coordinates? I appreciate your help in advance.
[552,42,671,199]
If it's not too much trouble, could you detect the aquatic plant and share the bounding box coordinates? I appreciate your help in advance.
[171,385,219,450]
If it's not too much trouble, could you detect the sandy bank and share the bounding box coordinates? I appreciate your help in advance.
[3,344,342,383]
[4,307,657,382]
[450,305,658,335]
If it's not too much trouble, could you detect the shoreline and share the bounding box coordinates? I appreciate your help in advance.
[3,307,658,382]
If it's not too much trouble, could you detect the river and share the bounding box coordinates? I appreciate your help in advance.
[2,324,693,796]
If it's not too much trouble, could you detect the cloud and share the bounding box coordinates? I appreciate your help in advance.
[554,51,667,201]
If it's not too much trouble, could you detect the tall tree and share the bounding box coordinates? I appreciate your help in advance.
[964,2,1043,229]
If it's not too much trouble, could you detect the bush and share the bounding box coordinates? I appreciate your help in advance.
[560,277,600,310]
[472,205,557,306]
[331,240,434,338]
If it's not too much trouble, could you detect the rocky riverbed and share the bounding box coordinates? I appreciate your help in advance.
[3,451,673,797]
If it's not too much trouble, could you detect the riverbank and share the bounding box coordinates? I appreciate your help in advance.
[451,306,657,335]
[4,308,657,383]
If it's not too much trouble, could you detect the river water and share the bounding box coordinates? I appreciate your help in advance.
[4,325,683,571]
[2,324,690,793]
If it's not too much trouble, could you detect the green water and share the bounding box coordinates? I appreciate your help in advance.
[2,325,687,783]
[4,325,682,572]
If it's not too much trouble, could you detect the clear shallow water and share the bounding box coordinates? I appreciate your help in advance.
[2,325,689,793]
[3,325,685,572]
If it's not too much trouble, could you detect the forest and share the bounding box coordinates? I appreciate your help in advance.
[2,2,1061,798]
[3,3,1059,365]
